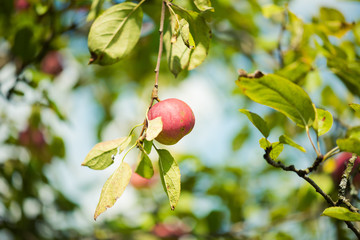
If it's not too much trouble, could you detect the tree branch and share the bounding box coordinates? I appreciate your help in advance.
[263,147,360,239]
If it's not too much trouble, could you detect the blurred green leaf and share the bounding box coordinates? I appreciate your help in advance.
[349,103,360,113]
[135,151,154,179]
[262,4,284,19]
[194,0,214,12]
[313,108,333,136]
[322,207,360,221]
[337,138,360,156]
[157,149,181,210]
[94,162,132,220]
[239,109,270,138]
[87,0,105,21]
[88,2,143,65]
[232,126,250,151]
[346,127,360,139]
[146,117,163,141]
[279,135,306,152]
[236,73,315,127]
[82,136,132,170]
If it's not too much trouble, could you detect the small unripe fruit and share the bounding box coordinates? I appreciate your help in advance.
[147,98,195,145]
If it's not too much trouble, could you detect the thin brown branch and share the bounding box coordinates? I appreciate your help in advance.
[139,0,166,138]
[263,147,360,239]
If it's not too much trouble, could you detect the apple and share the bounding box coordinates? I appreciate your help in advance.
[14,0,30,11]
[40,51,63,76]
[332,152,360,188]
[152,222,189,238]
[147,98,195,145]
[130,173,157,189]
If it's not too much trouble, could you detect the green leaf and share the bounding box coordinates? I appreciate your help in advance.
[262,4,284,18]
[146,117,163,141]
[279,135,306,152]
[143,139,153,154]
[94,162,132,220]
[346,127,360,139]
[337,138,360,156]
[179,18,195,49]
[239,109,270,138]
[259,138,283,159]
[322,207,360,222]
[88,2,143,65]
[82,136,132,170]
[313,108,333,136]
[194,0,214,12]
[164,6,211,77]
[349,103,360,113]
[232,126,250,151]
[135,151,154,179]
[87,0,105,21]
[236,73,315,127]
[270,142,284,160]
[259,138,271,150]
[157,149,181,210]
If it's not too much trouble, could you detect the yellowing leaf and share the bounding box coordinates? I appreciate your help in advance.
[279,135,306,152]
[94,162,132,220]
[313,108,333,136]
[146,117,163,141]
[157,149,181,210]
[322,207,360,222]
[82,136,132,170]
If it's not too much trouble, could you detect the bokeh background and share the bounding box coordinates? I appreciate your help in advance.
[1,0,360,239]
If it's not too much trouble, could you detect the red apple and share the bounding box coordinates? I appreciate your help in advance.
[152,222,190,238]
[130,173,157,189]
[332,152,360,188]
[40,51,63,76]
[14,0,30,11]
[147,98,195,145]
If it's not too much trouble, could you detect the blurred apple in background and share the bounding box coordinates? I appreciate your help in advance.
[332,152,360,188]
[40,51,64,76]
[130,172,158,189]
[14,0,30,11]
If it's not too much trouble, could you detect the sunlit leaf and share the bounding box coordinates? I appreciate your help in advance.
[270,142,284,160]
[94,162,132,220]
[135,151,154,179]
[239,109,270,138]
[157,149,181,210]
[179,18,195,49]
[82,136,132,170]
[88,2,143,65]
[146,117,163,141]
[279,135,306,152]
[349,103,360,113]
[164,5,211,77]
[236,73,315,127]
[313,108,333,136]
[262,4,284,18]
[337,138,360,156]
[322,206,360,221]
[259,138,283,159]
[194,0,214,12]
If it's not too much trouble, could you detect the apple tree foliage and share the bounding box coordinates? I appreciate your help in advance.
[1,0,360,239]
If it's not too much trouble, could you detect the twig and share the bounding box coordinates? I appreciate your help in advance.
[263,147,360,239]
[306,125,321,156]
[337,154,359,212]
[139,0,166,138]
